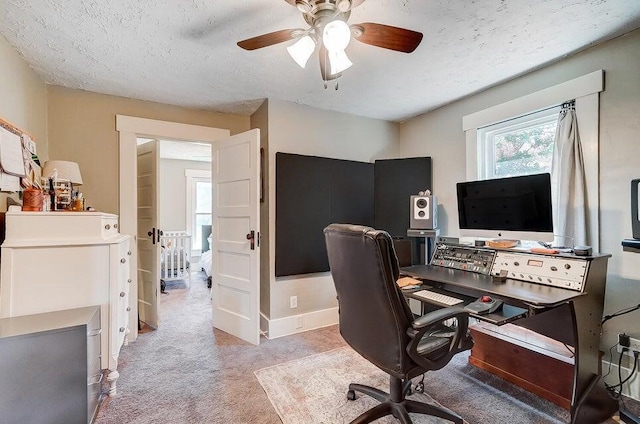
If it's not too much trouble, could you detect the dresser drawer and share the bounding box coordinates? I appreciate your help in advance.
[4,209,121,241]
[101,217,120,239]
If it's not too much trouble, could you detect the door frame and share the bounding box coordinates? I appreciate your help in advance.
[116,115,230,342]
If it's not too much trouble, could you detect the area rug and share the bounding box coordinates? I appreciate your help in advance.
[254,347,465,424]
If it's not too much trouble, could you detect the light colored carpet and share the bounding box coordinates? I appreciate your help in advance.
[94,271,632,423]
[94,271,347,424]
[255,346,463,424]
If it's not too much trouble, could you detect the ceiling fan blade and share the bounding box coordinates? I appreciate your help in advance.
[319,45,341,81]
[352,22,423,53]
[237,29,298,50]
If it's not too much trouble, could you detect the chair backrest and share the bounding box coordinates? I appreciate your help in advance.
[324,223,415,377]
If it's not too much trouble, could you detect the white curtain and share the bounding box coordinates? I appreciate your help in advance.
[551,101,588,247]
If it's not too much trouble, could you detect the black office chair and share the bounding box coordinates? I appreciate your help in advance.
[323,224,473,424]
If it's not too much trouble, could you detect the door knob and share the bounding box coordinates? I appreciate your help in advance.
[147,228,156,244]
[246,230,255,250]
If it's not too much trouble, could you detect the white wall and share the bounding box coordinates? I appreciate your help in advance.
[265,99,400,325]
[399,28,640,351]
[159,158,211,232]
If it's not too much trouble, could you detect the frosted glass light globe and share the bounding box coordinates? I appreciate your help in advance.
[322,20,351,51]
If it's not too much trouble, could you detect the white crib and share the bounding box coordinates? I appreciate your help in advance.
[160,231,192,288]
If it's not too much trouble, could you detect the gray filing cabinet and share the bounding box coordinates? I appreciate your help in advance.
[0,306,102,424]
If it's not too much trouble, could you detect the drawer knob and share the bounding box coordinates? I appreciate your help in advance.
[127,251,132,256]
[127,279,132,283]
[120,291,126,297]
[126,307,131,312]
[121,258,126,264]
[114,223,118,229]
[105,224,111,230]
[119,327,125,332]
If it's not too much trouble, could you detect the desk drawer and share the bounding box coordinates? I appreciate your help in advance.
[469,322,573,410]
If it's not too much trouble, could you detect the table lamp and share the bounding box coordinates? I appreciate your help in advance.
[42,160,83,210]
[42,160,83,185]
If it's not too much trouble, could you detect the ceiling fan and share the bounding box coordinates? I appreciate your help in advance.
[237,0,423,86]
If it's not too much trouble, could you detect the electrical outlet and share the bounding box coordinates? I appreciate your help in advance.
[617,335,640,357]
[289,295,298,309]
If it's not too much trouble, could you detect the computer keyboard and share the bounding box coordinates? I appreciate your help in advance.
[413,290,464,306]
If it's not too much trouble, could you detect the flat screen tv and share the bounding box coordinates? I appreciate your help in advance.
[456,173,554,242]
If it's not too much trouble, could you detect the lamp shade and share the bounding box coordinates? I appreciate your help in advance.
[329,49,353,74]
[287,35,316,68]
[322,19,351,51]
[42,160,83,185]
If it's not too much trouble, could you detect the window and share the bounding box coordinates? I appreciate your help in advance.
[477,107,559,180]
[462,70,602,249]
[186,169,211,252]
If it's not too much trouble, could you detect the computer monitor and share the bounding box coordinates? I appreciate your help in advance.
[456,173,554,242]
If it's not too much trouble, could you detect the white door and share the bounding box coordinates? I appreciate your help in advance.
[137,140,161,328]
[211,129,261,345]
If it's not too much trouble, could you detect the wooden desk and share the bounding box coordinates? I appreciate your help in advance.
[401,256,617,424]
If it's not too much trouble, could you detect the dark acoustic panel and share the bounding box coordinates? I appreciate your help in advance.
[275,153,374,277]
[331,159,375,225]
[374,157,432,238]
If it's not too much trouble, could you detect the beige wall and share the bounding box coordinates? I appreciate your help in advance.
[399,28,640,349]
[0,35,48,210]
[46,86,250,214]
[265,99,400,321]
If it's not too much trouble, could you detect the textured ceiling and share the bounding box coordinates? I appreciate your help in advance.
[2,0,640,122]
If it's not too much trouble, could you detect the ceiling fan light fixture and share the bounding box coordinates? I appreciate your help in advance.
[328,49,353,74]
[287,35,316,68]
[322,19,351,51]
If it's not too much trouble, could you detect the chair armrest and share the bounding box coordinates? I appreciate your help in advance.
[406,306,472,371]
[411,306,468,330]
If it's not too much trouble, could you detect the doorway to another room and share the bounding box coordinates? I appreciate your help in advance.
[136,138,213,333]
[118,116,261,346]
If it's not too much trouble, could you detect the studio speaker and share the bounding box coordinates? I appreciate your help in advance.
[410,195,437,229]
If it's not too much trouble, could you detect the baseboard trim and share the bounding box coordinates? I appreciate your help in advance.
[602,359,640,402]
[261,307,338,339]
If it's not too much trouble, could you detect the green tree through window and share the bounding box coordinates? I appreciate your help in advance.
[493,121,556,177]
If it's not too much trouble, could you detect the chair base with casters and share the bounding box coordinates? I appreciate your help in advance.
[347,375,463,424]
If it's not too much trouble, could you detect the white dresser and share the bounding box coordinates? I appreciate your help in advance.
[0,208,132,395]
